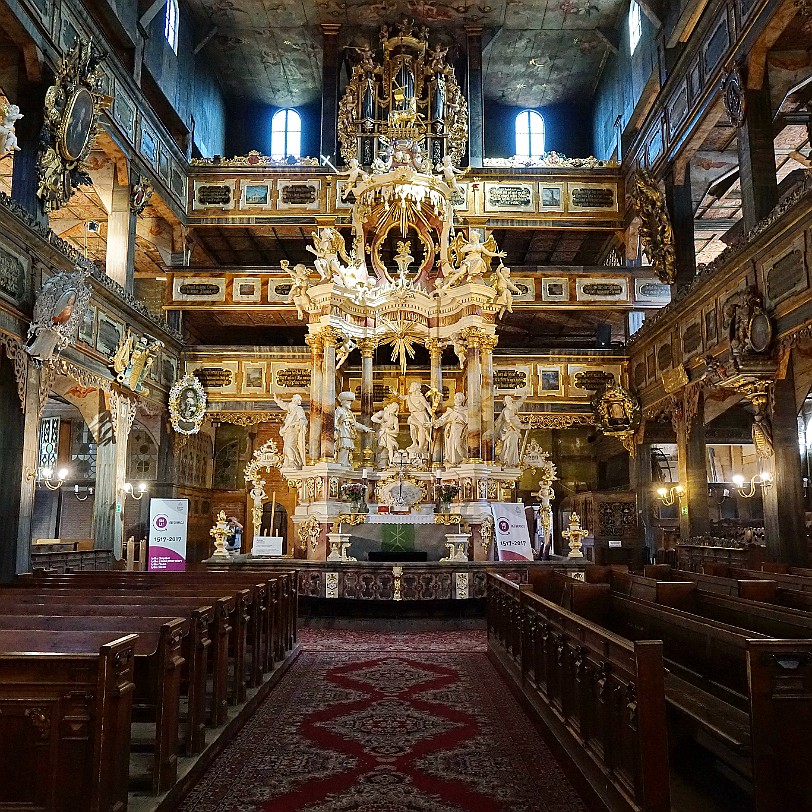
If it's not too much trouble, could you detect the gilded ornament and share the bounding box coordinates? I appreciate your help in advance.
[130,177,154,215]
[630,170,676,285]
[298,515,321,552]
[109,327,162,395]
[169,373,207,435]
[37,39,110,212]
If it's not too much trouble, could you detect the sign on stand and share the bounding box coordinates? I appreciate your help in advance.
[148,498,189,571]
[252,536,284,557]
[491,502,534,561]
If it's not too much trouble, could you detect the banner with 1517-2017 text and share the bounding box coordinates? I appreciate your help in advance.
[148,498,188,572]
[491,502,534,561]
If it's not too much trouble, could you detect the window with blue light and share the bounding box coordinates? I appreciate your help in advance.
[629,1,642,54]
[515,110,545,160]
[271,109,302,160]
[164,0,179,54]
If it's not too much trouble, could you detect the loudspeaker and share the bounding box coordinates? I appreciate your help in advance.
[596,324,611,348]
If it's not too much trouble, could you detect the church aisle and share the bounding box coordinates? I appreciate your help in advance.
[177,628,587,811]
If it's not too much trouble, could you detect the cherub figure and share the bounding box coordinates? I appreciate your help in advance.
[336,335,357,369]
[435,154,465,191]
[280,260,312,319]
[339,157,368,199]
[452,334,467,369]
[0,103,23,155]
[491,263,522,317]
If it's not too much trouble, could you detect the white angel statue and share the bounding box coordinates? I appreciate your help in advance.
[491,263,522,317]
[0,103,23,156]
[280,260,312,319]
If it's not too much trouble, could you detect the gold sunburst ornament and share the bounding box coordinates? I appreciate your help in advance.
[380,315,422,375]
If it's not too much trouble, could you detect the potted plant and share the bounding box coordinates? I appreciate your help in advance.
[435,483,460,513]
[341,482,368,514]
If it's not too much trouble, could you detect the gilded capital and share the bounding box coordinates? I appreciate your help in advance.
[424,338,445,359]
[319,326,344,348]
[305,333,324,354]
[479,334,498,353]
[357,337,378,358]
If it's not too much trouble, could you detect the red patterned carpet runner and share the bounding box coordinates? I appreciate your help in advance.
[179,629,586,811]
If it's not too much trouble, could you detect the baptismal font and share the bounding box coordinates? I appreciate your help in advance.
[259,22,543,561]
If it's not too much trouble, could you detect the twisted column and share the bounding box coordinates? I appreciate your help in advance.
[465,330,483,463]
[357,337,377,464]
[305,333,324,464]
[319,328,341,462]
[480,334,498,463]
[425,338,445,467]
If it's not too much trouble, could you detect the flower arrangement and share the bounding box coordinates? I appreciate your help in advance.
[436,484,460,502]
[341,483,366,500]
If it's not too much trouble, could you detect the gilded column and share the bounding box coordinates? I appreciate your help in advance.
[320,328,340,462]
[358,337,377,464]
[480,334,497,463]
[306,333,324,464]
[465,330,483,463]
[425,338,444,467]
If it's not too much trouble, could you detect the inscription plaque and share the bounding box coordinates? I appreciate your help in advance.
[281,184,317,205]
[195,367,234,388]
[196,185,232,206]
[487,186,531,207]
[179,282,222,297]
[570,187,615,209]
[573,370,615,390]
[766,249,805,303]
[493,369,527,391]
[276,368,312,388]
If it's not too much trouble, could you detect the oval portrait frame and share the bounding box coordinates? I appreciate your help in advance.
[169,373,207,435]
[59,86,96,162]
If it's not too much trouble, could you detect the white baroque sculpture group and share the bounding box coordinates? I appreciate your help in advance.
[335,391,372,467]
[495,394,527,468]
[0,103,23,156]
[434,391,468,466]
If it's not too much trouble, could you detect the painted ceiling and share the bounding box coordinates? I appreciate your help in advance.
[185,0,626,108]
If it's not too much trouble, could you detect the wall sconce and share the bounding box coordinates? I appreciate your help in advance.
[656,484,684,506]
[73,484,94,502]
[123,482,147,501]
[708,486,730,505]
[26,467,69,490]
[732,471,773,499]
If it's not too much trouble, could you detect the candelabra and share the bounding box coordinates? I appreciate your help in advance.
[26,467,69,490]
[732,471,773,499]
[656,484,684,506]
[123,482,147,501]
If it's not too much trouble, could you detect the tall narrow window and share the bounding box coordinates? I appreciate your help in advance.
[271,109,302,160]
[164,0,179,54]
[629,1,642,54]
[515,110,545,160]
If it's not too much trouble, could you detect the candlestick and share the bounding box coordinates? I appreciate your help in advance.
[362,468,369,480]
[270,492,276,534]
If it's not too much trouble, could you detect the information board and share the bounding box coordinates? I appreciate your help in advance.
[148,498,189,571]
[491,502,534,562]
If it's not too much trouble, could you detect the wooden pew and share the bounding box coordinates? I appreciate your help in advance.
[27,571,281,679]
[554,579,812,811]
[488,573,671,812]
[0,631,136,812]
[0,594,230,729]
[2,585,249,708]
[0,614,188,795]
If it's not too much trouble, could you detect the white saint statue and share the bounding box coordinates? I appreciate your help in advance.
[371,401,400,467]
[434,392,468,466]
[281,260,312,320]
[334,391,372,468]
[495,394,527,468]
[274,394,308,469]
[398,382,433,457]
[459,231,506,281]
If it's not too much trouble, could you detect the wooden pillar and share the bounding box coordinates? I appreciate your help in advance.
[320,329,338,462]
[738,76,778,232]
[320,24,342,162]
[306,333,323,463]
[480,334,497,463]
[466,332,482,462]
[675,396,710,539]
[92,409,120,553]
[106,169,137,292]
[762,364,807,565]
[426,339,444,468]
[631,442,657,554]
[665,165,696,289]
[465,25,484,169]
[0,354,27,581]
[358,338,376,465]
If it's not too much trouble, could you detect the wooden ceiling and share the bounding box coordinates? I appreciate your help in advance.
[184,0,628,108]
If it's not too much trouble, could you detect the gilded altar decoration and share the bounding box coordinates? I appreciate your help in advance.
[169,373,207,435]
[244,438,284,530]
[37,38,110,213]
[109,327,162,395]
[130,177,154,215]
[592,383,640,452]
[0,101,23,156]
[24,266,92,362]
[298,515,321,553]
[480,514,495,554]
[630,170,676,285]
[338,19,467,168]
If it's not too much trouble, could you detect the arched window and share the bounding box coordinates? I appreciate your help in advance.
[164,0,179,54]
[515,110,545,160]
[271,109,302,160]
[629,1,642,54]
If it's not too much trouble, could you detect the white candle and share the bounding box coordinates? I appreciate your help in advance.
[362,468,369,479]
